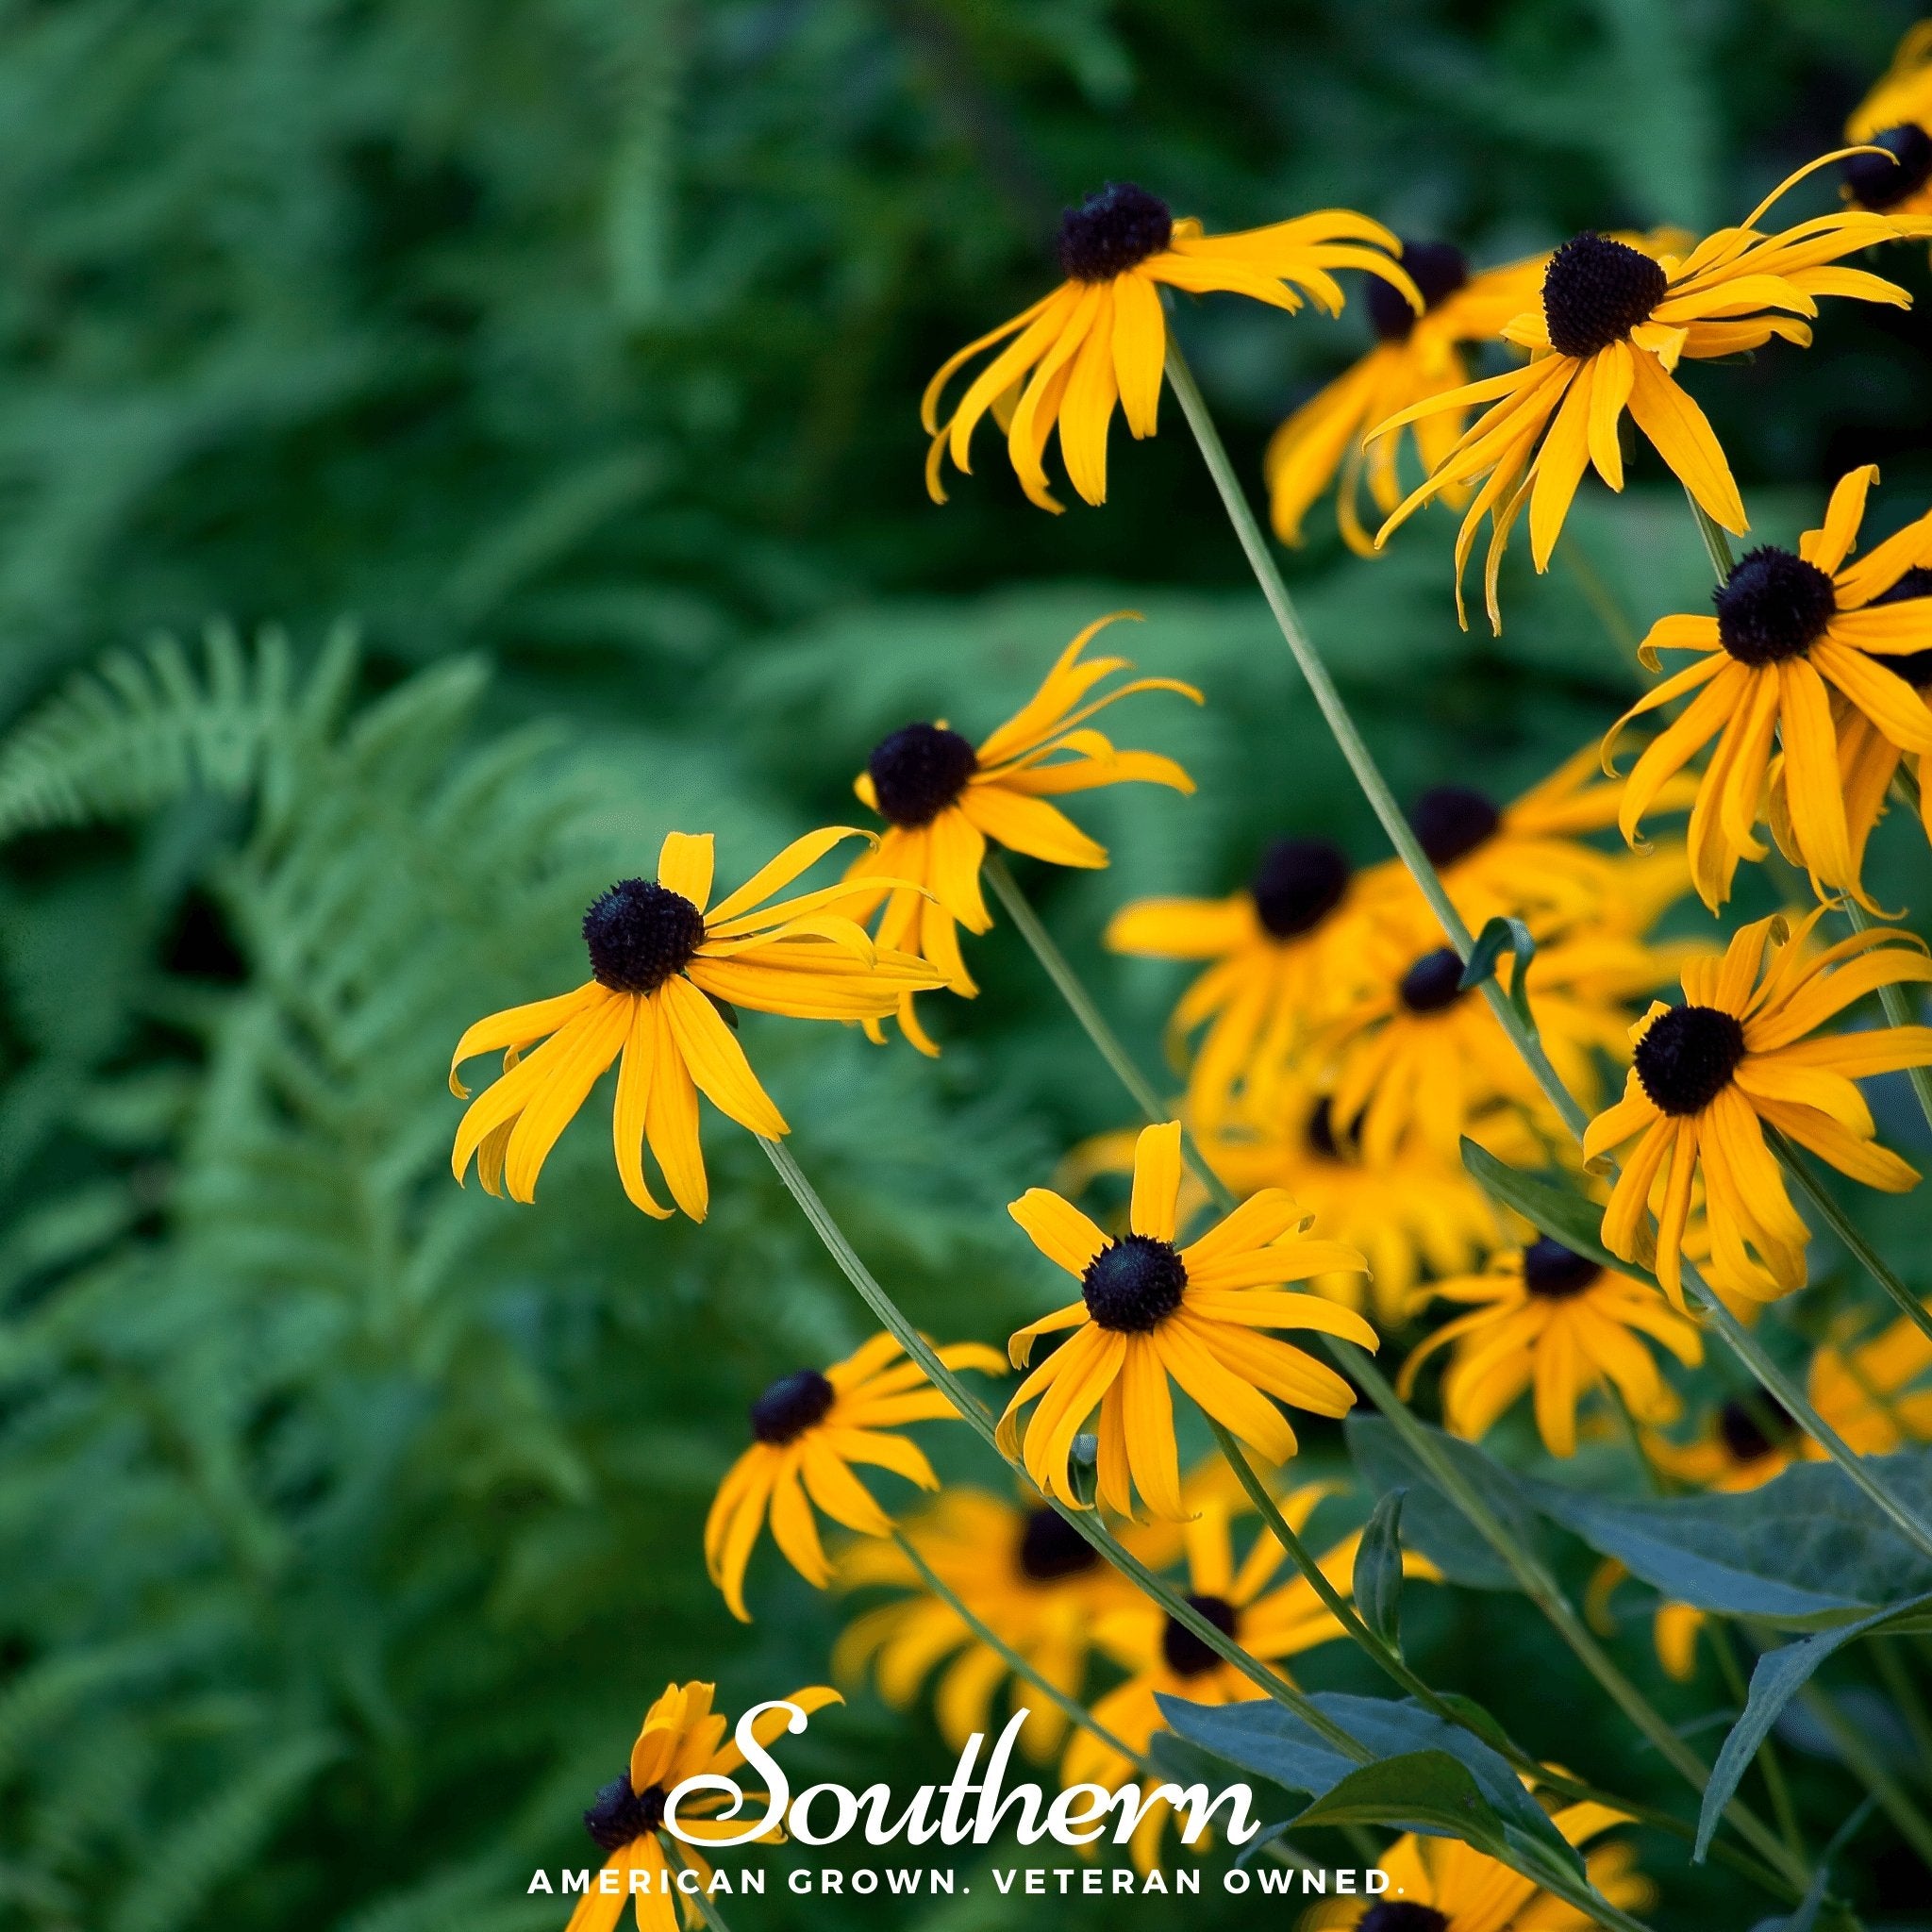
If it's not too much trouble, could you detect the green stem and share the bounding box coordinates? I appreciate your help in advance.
[1838,898,1932,1141]
[887,1527,1144,1770]
[663,1840,735,1932]
[1872,1638,1932,1790]
[1684,487,1738,581]
[1711,1621,1807,1866]
[1799,1681,1932,1869]
[1769,1127,1932,1352]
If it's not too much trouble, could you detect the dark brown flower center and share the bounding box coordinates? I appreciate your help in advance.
[1522,1237,1602,1298]
[1541,233,1668,358]
[868,722,977,827]
[749,1369,835,1444]
[1715,546,1837,665]
[1411,784,1501,867]
[1399,946,1468,1014]
[1874,566,1932,687]
[584,879,705,992]
[1081,1234,1187,1332]
[1161,1592,1239,1676]
[585,1773,668,1851]
[1366,239,1468,343]
[1720,1395,1797,1463]
[1058,183,1173,282]
[1634,1003,1746,1115]
[1250,838,1351,940]
[1842,125,1932,210]
[1359,1907,1451,1932]
[1017,1506,1101,1582]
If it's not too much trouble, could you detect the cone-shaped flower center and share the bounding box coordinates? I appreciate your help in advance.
[584,879,706,992]
[1521,1237,1602,1298]
[1541,233,1668,358]
[1081,1233,1187,1332]
[749,1368,836,1444]
[1720,1395,1796,1463]
[1411,784,1501,867]
[1367,239,1468,343]
[1635,1003,1746,1114]
[1250,838,1351,940]
[1715,546,1837,665]
[1399,946,1467,1014]
[585,1772,668,1851]
[868,722,977,828]
[1306,1095,1342,1159]
[1058,182,1174,283]
[1875,566,1932,687]
[1160,1591,1239,1676]
[1842,125,1932,210]
[1359,1906,1451,1932]
[1017,1506,1101,1582]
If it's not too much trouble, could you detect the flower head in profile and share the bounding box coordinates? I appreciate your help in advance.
[997,1121,1374,1517]
[834,1486,1134,1760]
[843,613,1199,1053]
[1587,908,1932,1306]
[1642,1392,1805,1493]
[1844,24,1932,217]
[925,182,1417,511]
[1373,158,1922,629]
[1306,1797,1653,1932]
[450,830,942,1221]
[1399,1238,1702,1457]
[1105,836,1369,1128]
[567,1679,839,1932]
[704,1332,1005,1622]
[1612,467,1932,910]
[1267,241,1547,554]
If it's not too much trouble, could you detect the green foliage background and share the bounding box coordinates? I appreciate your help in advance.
[4,2,1932,1926]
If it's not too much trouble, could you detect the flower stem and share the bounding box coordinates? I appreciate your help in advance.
[663,1841,735,1932]
[1684,487,1738,581]
[886,1527,1145,1770]
[1768,1126,1932,1353]
[1838,896,1932,1140]
[755,1133,1365,1757]
[1710,1621,1807,1865]
[1799,1680,1932,1869]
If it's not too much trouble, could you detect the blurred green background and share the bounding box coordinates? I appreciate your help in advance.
[6,2,1932,1926]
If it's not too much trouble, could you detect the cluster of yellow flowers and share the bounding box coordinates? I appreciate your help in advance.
[452,26,1932,1931]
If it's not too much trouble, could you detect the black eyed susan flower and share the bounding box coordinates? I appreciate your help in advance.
[450,830,942,1221]
[1399,1238,1703,1458]
[703,1331,1006,1622]
[1587,908,1932,1306]
[1807,1303,1932,1456]
[924,183,1418,511]
[1845,25,1932,216]
[1305,1802,1654,1932]
[569,1679,839,1932]
[997,1122,1374,1516]
[1642,1391,1805,1493]
[833,1486,1135,1760]
[1322,909,1673,1165]
[1612,467,1932,909]
[1267,242,1549,554]
[841,614,1199,1054]
[1373,160,1923,629]
[1104,837,1369,1128]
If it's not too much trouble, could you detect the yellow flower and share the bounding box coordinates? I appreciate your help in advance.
[1642,1392,1805,1492]
[1399,1239,1702,1457]
[450,829,942,1221]
[1305,1799,1653,1931]
[924,183,1417,511]
[703,1332,1005,1622]
[1612,466,1932,909]
[1807,1302,1932,1456]
[842,613,1198,1054]
[996,1121,1374,1517]
[1587,908,1932,1306]
[1322,909,1670,1164]
[833,1486,1135,1760]
[1104,836,1370,1128]
[1845,24,1932,215]
[1373,158,1921,629]
[1267,241,1548,553]
[567,1678,840,1932]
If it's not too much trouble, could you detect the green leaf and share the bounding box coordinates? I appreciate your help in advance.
[1458,1138,1620,1270]
[1353,1489,1407,1655]
[1157,1690,1581,1878]
[1698,1591,1932,1860]
[1528,1453,1932,1626]
[1746,1796,1874,1932]
[1459,917,1539,1034]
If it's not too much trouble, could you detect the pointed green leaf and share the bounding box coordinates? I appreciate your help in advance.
[1353,1489,1407,1655]
[1460,916,1539,1034]
[1459,1138,1619,1272]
